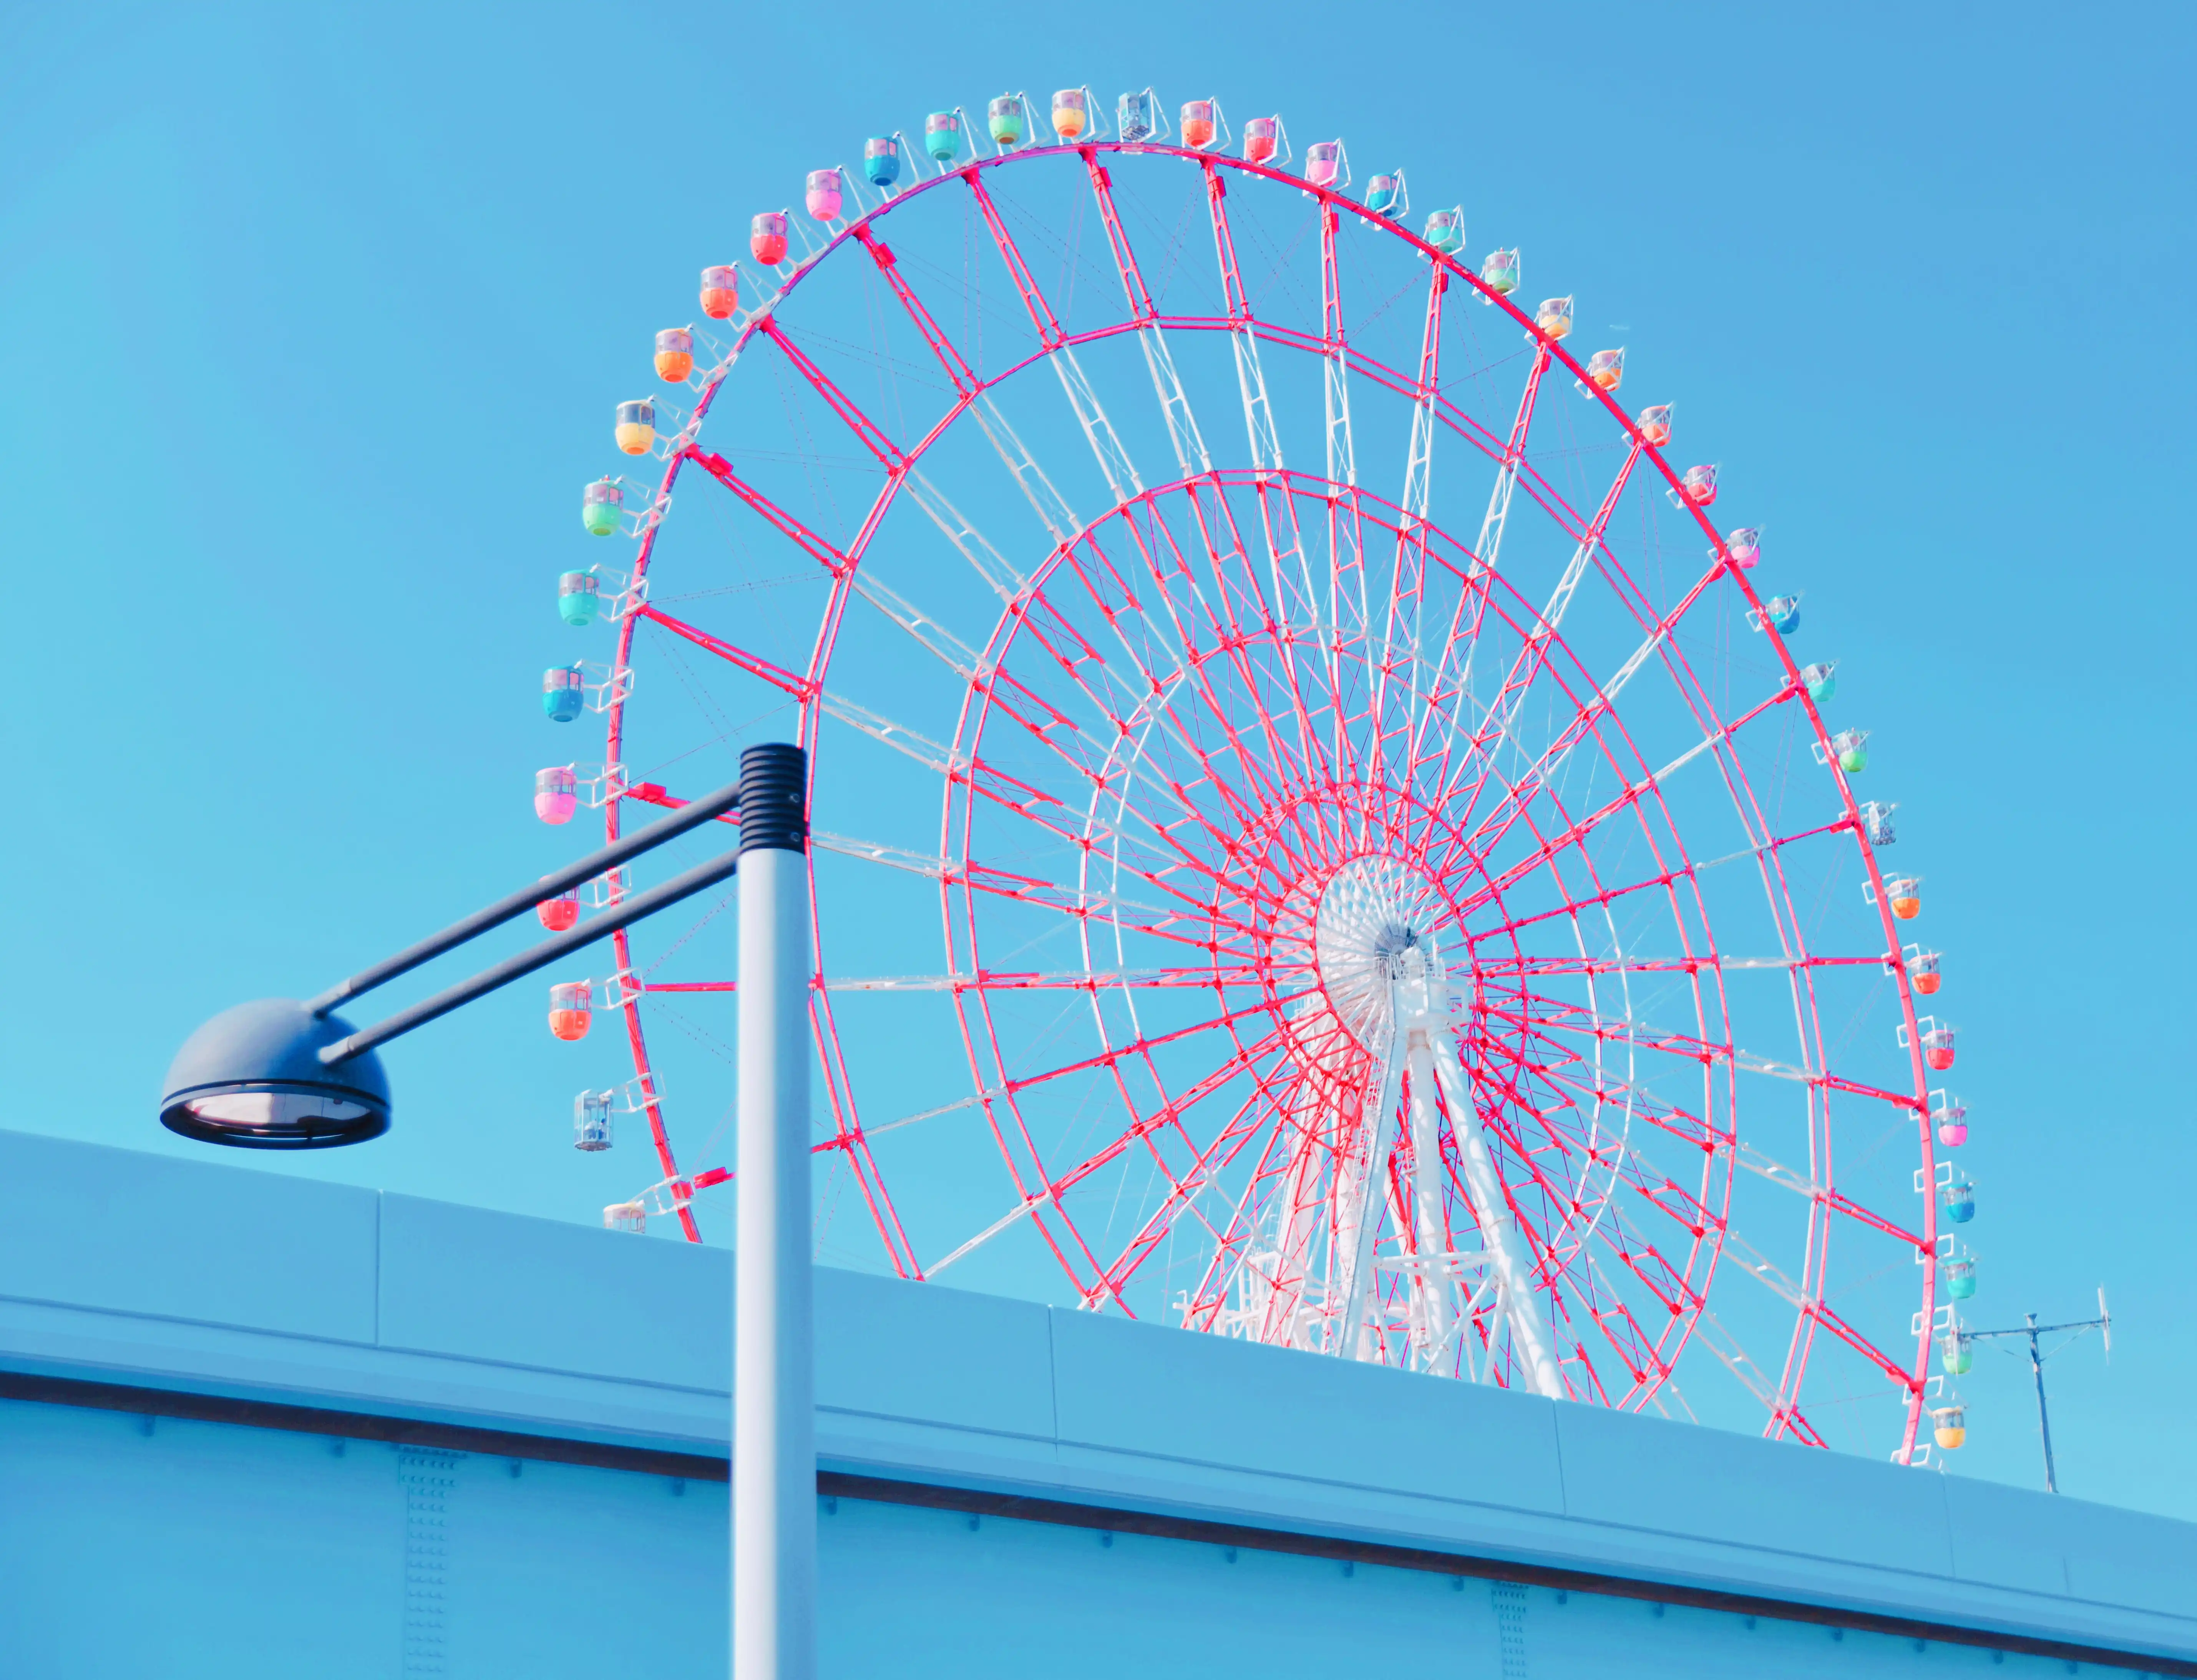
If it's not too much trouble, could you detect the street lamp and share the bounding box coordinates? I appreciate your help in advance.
[156,742,815,1680]
[157,753,775,1144]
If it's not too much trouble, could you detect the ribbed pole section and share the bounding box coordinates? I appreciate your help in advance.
[733,743,813,1680]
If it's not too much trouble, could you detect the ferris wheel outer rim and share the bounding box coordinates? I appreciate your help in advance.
[610,139,1944,1450]
[585,136,1942,1459]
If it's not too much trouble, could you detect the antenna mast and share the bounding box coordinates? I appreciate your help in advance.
[1953,1288,2111,1493]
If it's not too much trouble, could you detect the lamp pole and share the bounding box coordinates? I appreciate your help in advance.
[731,744,814,1680]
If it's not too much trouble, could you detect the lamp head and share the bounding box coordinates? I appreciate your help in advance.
[159,999,390,1149]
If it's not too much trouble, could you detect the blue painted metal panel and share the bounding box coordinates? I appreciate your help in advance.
[1552,1397,1955,1575]
[815,1267,1054,1439]
[377,1190,729,1390]
[0,1129,377,1342]
[818,1495,1513,1680]
[0,1396,402,1678]
[0,1394,727,1679]
[426,1451,726,1675]
[1047,1305,1566,1516]
[2053,1491,2197,1612]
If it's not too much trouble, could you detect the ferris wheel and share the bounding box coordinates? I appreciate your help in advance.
[531,87,1981,1466]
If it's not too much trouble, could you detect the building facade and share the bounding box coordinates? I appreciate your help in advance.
[0,1129,2188,1677]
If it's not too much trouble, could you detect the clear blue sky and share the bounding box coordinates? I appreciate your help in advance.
[4,3,2191,1517]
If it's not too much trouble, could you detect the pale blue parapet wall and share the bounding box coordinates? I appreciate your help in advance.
[0,1128,2190,1664]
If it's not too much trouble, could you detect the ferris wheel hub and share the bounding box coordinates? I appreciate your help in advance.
[1314,855,1445,1050]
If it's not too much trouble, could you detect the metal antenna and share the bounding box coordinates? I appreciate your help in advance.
[1954,1288,2111,1494]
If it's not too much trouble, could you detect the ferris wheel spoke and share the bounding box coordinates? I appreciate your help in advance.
[848,222,979,400]
[1175,1093,1314,1331]
[1487,997,1738,1074]
[685,448,853,578]
[965,818,1267,948]
[1322,494,1372,782]
[1048,1047,1269,1215]
[1201,159,1284,475]
[637,604,813,699]
[1379,261,1452,780]
[1472,952,1887,982]
[1050,342,1147,506]
[1490,998,1918,1114]
[1570,1260,1675,1399]
[822,682,1215,912]
[957,721,1279,922]
[965,171,1145,504]
[1715,1224,1813,1312]
[1443,531,1794,872]
[1656,1305,1789,1434]
[1570,1265,1671,1399]
[1679,1305,1791,1418]
[1035,528,1298,812]
[1419,439,1644,801]
[984,991,1308,1104]
[984,591,1245,819]
[811,830,1182,930]
[1032,510,1327,826]
[1200,171,1331,666]
[1462,851,1693,945]
[1082,151,1213,478]
[929,1015,1289,1295]
[1800,1295,1922,1394]
[821,966,1267,993]
[1626,1168,1724,1250]
[1448,800,1841,955]
[1539,1252,1644,1403]
[1431,570,1770,885]
[1173,488,1335,785]
[1471,341,1553,578]
[923,1184,1068,1285]
[901,468,1030,599]
[962,392,1088,549]
[1090,1037,1298,1300]
[846,563,986,678]
[1313,206,1371,779]
[1820,1187,1927,1253]
[809,985,924,1278]
[1518,1063,1724,1155]
[1319,204,1357,490]
[816,701,1260,941]
[753,315,908,470]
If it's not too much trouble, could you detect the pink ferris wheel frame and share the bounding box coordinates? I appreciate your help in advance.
[570,131,1949,1464]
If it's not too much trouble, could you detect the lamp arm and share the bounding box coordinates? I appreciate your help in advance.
[305,775,743,1018]
[317,845,742,1066]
